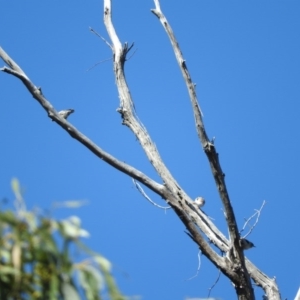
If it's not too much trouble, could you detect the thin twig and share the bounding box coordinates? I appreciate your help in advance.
[186,250,202,281]
[240,200,266,239]
[89,27,112,49]
[126,47,138,61]
[207,269,221,298]
[86,57,112,72]
[132,179,171,210]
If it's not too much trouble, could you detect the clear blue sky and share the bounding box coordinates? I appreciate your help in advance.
[1,1,299,299]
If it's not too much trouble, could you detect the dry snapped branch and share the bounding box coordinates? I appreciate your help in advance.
[132,179,171,210]
[0,0,281,299]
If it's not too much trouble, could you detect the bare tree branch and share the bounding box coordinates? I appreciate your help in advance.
[0,46,163,201]
[103,0,187,201]
[151,2,254,299]
[0,0,282,298]
[0,45,217,276]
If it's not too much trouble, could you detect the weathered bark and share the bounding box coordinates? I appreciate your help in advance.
[0,1,281,299]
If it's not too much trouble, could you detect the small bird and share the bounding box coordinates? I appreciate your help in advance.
[57,109,75,120]
[193,196,205,208]
[240,238,255,250]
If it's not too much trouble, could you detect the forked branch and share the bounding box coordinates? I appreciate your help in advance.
[0,47,162,199]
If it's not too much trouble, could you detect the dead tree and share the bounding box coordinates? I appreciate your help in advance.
[0,0,281,299]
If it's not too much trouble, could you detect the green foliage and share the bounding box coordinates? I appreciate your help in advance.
[0,178,126,300]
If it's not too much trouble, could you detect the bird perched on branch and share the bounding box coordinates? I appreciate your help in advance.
[240,238,255,250]
[57,109,74,120]
[193,196,205,208]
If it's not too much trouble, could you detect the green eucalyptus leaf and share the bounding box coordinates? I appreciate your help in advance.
[61,281,81,300]
[95,255,112,273]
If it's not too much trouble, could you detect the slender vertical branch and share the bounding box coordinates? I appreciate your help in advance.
[151,0,241,253]
[103,0,194,206]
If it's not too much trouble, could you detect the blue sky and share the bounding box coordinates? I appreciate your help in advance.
[1,1,300,299]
